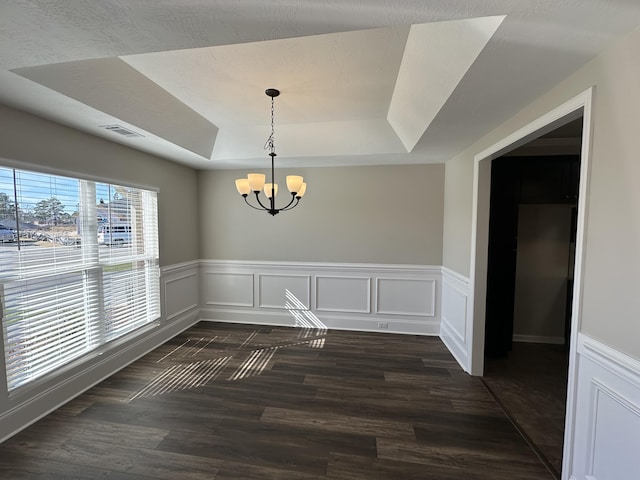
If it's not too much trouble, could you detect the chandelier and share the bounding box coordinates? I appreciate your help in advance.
[235,88,306,216]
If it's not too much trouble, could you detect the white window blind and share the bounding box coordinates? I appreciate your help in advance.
[96,183,160,342]
[0,166,160,391]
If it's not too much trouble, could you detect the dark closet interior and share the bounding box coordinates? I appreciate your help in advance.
[485,154,580,357]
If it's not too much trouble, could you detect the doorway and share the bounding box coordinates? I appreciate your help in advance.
[468,88,594,480]
[481,121,582,477]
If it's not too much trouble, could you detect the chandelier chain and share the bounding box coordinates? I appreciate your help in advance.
[264,95,276,154]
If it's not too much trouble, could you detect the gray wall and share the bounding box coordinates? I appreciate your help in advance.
[0,104,199,266]
[442,27,640,360]
[199,164,444,265]
[442,153,473,275]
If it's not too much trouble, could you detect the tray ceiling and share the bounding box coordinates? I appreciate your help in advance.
[0,1,639,170]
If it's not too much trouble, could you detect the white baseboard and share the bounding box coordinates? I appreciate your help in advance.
[200,308,440,336]
[566,334,640,480]
[512,334,565,344]
[440,319,469,371]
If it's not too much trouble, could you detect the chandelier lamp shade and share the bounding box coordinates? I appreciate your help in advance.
[235,88,306,216]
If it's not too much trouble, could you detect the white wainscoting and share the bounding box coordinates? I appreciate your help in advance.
[199,261,441,335]
[567,334,640,480]
[0,260,200,443]
[316,276,371,314]
[162,261,200,321]
[376,278,436,316]
[202,271,254,307]
[440,268,471,373]
[259,274,310,310]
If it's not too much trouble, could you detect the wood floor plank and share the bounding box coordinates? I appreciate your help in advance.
[270,361,386,380]
[326,452,464,480]
[377,438,551,479]
[156,428,329,475]
[429,383,495,401]
[52,396,96,417]
[213,416,377,458]
[75,400,226,435]
[483,342,568,477]
[383,370,453,384]
[20,416,170,449]
[104,472,158,480]
[307,374,460,410]
[0,430,68,460]
[413,423,531,456]
[214,460,327,480]
[0,457,111,480]
[260,406,416,439]
[450,397,505,416]
[47,438,223,480]
[0,322,555,479]
[411,409,518,435]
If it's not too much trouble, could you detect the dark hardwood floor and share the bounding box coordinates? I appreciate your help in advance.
[0,322,555,479]
[482,343,569,479]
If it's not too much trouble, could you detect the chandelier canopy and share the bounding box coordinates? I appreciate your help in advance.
[234,88,306,216]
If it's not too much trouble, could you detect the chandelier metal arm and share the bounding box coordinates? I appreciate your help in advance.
[279,193,299,211]
[252,191,271,211]
[244,190,298,215]
[242,194,268,211]
[253,190,282,216]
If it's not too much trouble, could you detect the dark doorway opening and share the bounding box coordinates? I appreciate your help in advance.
[482,118,583,479]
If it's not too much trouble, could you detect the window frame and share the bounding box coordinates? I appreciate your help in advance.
[0,161,161,395]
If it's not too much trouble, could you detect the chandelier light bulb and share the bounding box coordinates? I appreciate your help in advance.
[286,175,304,194]
[235,178,251,196]
[264,183,278,198]
[247,173,266,192]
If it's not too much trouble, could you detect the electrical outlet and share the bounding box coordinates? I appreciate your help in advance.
[378,321,388,329]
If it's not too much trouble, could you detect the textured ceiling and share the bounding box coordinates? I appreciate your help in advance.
[0,1,639,170]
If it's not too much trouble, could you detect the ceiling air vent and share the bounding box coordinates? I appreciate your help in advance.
[100,125,144,138]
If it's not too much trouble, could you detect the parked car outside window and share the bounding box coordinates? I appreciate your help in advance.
[0,224,16,243]
[97,224,131,245]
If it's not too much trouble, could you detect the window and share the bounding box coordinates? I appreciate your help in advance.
[0,166,159,391]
